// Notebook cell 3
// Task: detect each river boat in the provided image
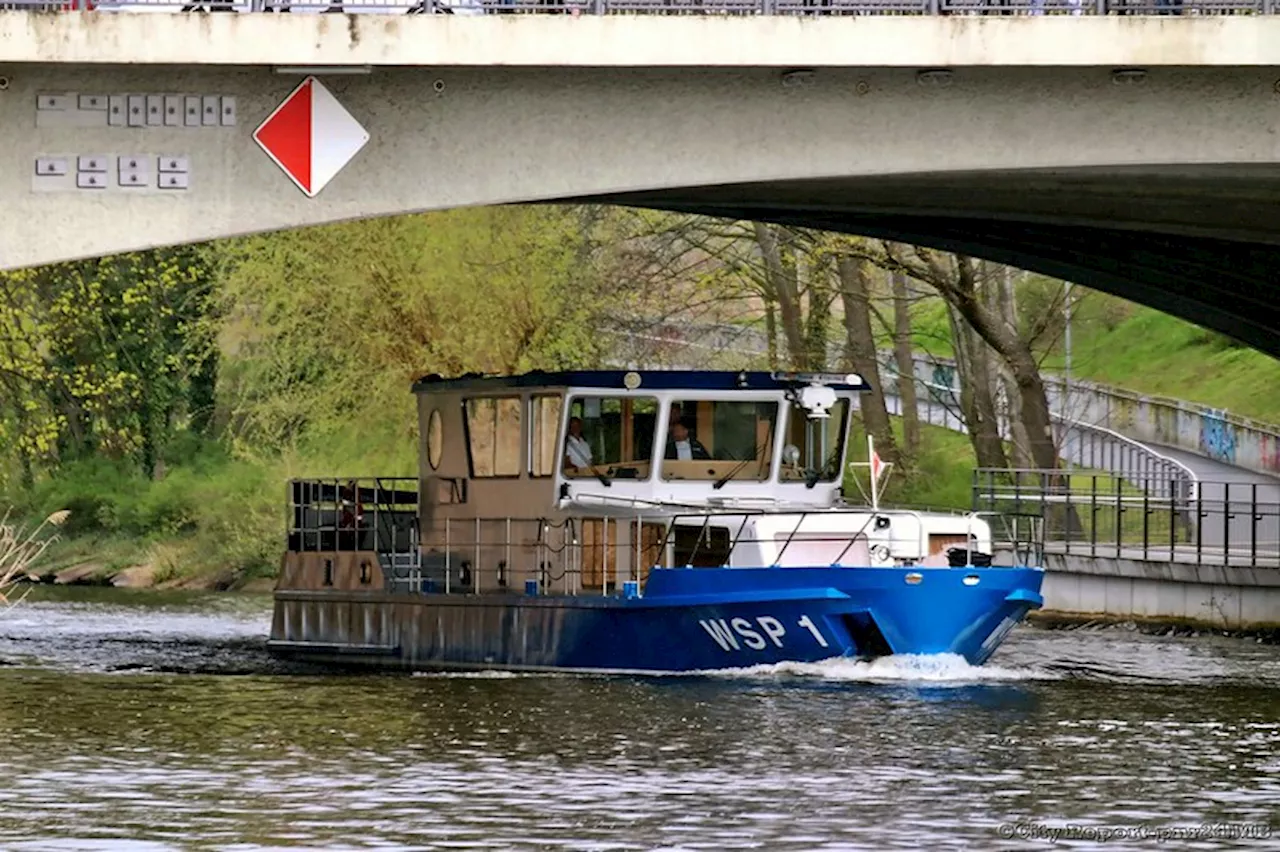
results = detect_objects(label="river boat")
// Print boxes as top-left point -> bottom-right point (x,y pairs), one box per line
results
267,370 -> 1045,673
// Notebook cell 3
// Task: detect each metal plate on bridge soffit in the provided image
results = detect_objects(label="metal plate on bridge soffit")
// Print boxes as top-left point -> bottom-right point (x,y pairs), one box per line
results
253,76 -> 369,198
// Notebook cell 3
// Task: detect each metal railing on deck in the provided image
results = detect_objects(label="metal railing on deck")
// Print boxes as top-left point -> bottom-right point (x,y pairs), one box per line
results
656,506 -> 1018,569
404,515 -> 645,596
390,505 -> 1034,598
3,0 -> 1276,14
973,468 -> 1280,567
287,478 -> 421,575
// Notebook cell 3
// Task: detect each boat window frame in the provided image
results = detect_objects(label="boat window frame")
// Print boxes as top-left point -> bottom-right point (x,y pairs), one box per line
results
561,392 -> 661,482
658,396 -> 782,484
461,394 -> 525,480
777,393 -> 853,486
529,393 -> 565,479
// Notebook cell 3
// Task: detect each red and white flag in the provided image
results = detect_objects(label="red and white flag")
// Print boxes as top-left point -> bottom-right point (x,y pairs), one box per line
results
865,435 -> 890,508
870,447 -> 886,488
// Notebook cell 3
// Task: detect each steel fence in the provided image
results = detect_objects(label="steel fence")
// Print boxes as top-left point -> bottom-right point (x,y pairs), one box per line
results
973,468 -> 1280,567
2,0 -> 1275,12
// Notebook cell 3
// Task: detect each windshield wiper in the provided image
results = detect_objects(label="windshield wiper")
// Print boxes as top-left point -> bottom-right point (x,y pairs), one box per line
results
714,436 -> 773,490
805,446 -> 843,489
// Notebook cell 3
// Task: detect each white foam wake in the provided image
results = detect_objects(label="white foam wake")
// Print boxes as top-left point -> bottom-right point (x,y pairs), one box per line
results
411,669 -> 528,679
691,653 -> 1059,683
403,653 -> 1058,682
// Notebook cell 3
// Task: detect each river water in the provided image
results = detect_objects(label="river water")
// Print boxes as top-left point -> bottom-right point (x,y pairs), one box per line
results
1,588 -> 1278,851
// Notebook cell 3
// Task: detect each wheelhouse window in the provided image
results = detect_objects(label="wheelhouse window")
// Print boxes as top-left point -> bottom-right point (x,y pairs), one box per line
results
661,399 -> 778,483
530,395 -> 563,478
779,397 -> 849,484
465,397 -> 522,478
562,395 -> 658,480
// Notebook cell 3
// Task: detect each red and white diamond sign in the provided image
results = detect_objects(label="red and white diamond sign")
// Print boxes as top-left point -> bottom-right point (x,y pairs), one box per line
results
253,76 -> 369,198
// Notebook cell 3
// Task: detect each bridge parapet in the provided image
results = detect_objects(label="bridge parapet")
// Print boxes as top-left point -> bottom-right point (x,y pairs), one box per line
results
6,9 -> 1280,68
3,0 -> 1276,14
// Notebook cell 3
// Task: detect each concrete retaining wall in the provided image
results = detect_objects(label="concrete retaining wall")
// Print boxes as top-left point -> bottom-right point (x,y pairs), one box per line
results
1043,552 -> 1280,630
1043,376 -> 1280,479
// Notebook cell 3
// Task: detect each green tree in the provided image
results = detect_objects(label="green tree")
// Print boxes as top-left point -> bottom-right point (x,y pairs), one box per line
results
211,206 -> 614,455
0,248 -> 217,485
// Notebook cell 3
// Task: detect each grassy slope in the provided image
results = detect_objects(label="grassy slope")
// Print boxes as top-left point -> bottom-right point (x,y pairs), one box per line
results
846,418 -> 977,512
1041,306 -> 1280,425
906,289 -> 1280,426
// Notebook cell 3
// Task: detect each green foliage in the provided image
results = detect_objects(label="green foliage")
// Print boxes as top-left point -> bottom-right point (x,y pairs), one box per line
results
23,437 -> 226,537
212,206 -> 609,452
1039,298 -> 1280,424
845,418 -> 977,512
16,445 -> 281,580
0,247 -> 217,484
901,295 -> 954,360
26,457 -> 151,536
5,206 -> 1276,588
1,205 -> 618,583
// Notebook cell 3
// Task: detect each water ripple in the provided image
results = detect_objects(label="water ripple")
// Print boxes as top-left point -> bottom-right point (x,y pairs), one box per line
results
0,589 -> 1278,850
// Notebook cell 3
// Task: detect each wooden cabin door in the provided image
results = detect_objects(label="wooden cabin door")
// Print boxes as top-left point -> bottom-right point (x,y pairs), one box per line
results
580,519 -> 615,589
580,519 -> 669,590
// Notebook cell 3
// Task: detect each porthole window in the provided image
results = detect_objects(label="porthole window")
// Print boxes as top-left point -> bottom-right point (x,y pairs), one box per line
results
427,408 -> 443,470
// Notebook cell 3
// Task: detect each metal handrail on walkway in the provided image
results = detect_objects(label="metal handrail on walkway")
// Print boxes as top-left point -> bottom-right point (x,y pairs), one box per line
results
1053,418 -> 1199,500
906,357 -> 1203,503
2,0 -> 1275,14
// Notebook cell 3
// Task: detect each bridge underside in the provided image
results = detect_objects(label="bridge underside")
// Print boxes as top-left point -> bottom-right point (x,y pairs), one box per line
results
592,168 -> 1280,357
5,16 -> 1280,354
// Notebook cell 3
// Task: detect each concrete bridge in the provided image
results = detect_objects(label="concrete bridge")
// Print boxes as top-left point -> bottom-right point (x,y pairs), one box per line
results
3,12 -> 1280,354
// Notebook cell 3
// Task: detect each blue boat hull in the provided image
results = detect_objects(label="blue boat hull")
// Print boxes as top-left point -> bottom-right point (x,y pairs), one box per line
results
268,565 -> 1044,672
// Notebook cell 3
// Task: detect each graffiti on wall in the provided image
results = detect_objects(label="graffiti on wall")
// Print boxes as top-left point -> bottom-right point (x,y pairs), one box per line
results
1199,409 -> 1238,464
1261,434 -> 1280,475
927,364 -> 957,407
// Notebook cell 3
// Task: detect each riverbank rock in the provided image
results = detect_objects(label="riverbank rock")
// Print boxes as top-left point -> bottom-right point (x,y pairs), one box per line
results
157,567 -> 238,592
53,563 -> 107,586
111,565 -> 156,588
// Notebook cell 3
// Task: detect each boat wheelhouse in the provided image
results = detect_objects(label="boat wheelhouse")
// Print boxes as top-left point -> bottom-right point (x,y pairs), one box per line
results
269,370 -> 1044,672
